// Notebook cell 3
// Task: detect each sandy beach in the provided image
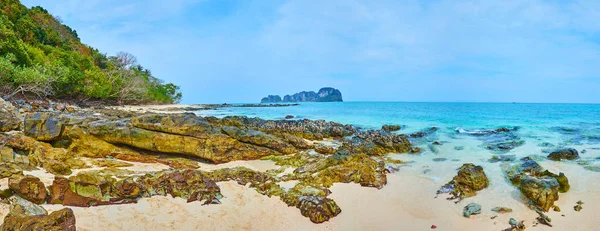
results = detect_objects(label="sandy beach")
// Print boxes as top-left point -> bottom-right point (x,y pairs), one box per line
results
2,153 -> 598,231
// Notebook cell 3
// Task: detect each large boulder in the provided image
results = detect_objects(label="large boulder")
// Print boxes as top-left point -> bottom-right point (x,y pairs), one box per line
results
342,130 -> 412,155
547,148 -> 579,161
23,112 -> 64,141
0,98 -> 21,132
1,196 -> 76,231
519,176 -> 560,211
438,163 -> 489,200
8,175 -> 47,204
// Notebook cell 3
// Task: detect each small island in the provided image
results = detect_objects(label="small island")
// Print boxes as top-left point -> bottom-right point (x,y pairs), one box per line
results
261,87 -> 343,103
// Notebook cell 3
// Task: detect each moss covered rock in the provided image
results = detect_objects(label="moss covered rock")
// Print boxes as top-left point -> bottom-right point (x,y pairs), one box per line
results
438,163 -> 489,200
1,196 -> 76,231
519,176 -> 559,211
8,175 -> 47,204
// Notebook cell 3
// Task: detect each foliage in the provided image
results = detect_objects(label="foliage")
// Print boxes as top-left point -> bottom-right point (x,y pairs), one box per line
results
0,0 -> 181,104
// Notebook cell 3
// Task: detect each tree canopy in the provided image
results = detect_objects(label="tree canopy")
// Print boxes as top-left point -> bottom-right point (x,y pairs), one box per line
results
0,0 -> 181,104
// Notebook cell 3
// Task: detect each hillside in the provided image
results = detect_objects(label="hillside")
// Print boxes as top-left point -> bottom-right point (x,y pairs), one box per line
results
0,0 -> 181,104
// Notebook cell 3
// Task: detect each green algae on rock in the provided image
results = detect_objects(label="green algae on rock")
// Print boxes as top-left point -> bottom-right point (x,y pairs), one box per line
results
438,163 -> 489,201
1,196 -> 76,231
504,159 -> 570,212
8,175 -> 47,204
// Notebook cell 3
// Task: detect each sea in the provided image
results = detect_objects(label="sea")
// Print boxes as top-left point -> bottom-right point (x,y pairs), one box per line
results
197,101 -> 600,170
195,102 -> 600,228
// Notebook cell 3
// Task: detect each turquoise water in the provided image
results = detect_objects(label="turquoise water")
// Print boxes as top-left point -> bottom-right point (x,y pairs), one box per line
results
198,102 -> 600,136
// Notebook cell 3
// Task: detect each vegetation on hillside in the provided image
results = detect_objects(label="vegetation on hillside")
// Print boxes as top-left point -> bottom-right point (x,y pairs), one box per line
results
0,0 -> 181,104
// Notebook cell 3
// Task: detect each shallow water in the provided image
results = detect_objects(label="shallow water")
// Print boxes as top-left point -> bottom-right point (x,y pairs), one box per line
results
196,102 -> 600,229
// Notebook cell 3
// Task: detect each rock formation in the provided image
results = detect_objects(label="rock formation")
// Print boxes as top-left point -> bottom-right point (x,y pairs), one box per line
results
260,87 -> 343,103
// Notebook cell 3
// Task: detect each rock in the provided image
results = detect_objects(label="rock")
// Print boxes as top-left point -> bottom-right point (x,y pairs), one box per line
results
547,148 -> 579,161
1,196 -> 76,231
489,154 -> 516,163
432,158 -> 447,162
285,115 -> 295,119
463,203 -> 482,217
341,130 -> 411,155
138,169 -> 223,204
438,163 -> 489,200
23,112 -> 64,141
0,162 -> 23,179
540,170 -> 570,193
432,141 -> 442,145
8,175 -> 47,204
456,127 -> 524,153
574,201 -> 583,211
273,87 -> 343,103
519,176 -> 559,211
409,127 -> 438,138
314,144 -> 336,155
297,195 -> 342,223
410,147 -> 422,153
261,95 -> 282,103
43,160 -> 72,175
381,124 -> 402,132
553,206 -> 561,212
503,218 -> 526,231
492,207 -> 513,213
0,98 -> 21,132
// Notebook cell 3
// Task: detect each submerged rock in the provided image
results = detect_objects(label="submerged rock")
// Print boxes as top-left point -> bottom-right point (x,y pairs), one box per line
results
463,203 -> 482,217
456,127 -> 524,153
1,196 -> 76,231
489,155 -> 516,163
438,163 -> 489,200
381,124 -> 402,132
409,127 -> 438,139
547,148 -> 579,161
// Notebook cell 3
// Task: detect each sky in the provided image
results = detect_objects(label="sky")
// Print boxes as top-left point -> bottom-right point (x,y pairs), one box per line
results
21,0 -> 600,104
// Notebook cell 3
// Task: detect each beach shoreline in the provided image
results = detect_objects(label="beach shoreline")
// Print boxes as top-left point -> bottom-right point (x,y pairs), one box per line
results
1,102 -> 599,230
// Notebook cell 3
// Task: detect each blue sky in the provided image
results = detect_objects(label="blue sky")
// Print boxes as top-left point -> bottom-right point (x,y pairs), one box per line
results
22,0 -> 600,103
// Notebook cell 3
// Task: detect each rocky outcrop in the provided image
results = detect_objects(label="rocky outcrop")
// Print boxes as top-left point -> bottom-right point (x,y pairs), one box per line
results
438,163 -> 489,200
0,106 -> 417,224
1,196 -> 76,231
261,87 -> 343,103
504,159 -> 570,212
547,148 -> 579,161
260,95 -> 282,103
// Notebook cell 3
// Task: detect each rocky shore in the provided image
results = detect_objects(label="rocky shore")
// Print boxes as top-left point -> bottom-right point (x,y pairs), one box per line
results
0,98 -> 596,230
0,98 -> 413,228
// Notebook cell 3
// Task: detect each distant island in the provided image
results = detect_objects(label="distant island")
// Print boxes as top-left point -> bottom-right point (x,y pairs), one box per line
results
261,87 -> 343,103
